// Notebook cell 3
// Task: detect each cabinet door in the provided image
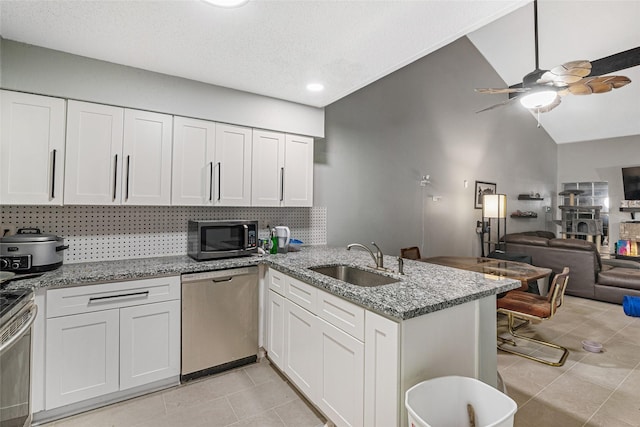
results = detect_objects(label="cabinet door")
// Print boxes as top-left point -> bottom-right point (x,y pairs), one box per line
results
64,101 -> 124,204
45,310 -> 120,409
267,290 -> 286,370
122,109 -> 173,205
318,319 -> 364,427
284,300 -> 319,401
251,130 -> 285,206
283,134 -> 313,207
171,116 -> 216,206
364,311 -> 399,427
120,300 -> 181,390
0,90 -> 66,205
214,123 -> 252,206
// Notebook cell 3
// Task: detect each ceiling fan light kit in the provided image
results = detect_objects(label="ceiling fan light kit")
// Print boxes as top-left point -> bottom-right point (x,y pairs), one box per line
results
519,90 -> 557,109
475,0 -> 632,115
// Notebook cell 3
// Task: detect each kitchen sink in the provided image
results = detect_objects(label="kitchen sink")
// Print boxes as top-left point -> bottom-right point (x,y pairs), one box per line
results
308,265 -> 399,287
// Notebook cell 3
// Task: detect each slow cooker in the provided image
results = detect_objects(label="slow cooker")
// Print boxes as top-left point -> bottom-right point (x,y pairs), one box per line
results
0,228 -> 69,273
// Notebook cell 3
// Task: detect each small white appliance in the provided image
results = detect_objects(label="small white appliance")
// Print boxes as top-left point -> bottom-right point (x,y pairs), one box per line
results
274,226 -> 290,253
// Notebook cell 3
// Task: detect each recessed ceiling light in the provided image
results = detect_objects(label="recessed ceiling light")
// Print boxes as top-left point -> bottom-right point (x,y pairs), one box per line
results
306,83 -> 324,92
202,0 -> 249,8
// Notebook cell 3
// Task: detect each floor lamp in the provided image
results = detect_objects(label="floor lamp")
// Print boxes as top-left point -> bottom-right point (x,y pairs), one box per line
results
483,194 -> 507,256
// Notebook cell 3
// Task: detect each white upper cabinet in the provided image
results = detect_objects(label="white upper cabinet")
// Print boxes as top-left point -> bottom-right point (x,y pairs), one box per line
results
283,134 -> 313,207
64,103 -> 172,205
122,109 -> 173,205
251,131 -> 314,207
64,101 -> 124,204
251,130 -> 285,206
214,123 -> 252,206
171,116 -> 216,206
1,90 -> 66,205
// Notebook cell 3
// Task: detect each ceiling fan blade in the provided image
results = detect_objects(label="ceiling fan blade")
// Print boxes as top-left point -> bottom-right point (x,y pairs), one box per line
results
474,88 -> 529,94
568,75 -> 632,95
537,60 -> 592,85
591,47 -> 640,75
475,96 -> 519,113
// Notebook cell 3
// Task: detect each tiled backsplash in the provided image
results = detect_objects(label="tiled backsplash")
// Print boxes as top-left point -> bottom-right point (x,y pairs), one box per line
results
1,205 -> 327,263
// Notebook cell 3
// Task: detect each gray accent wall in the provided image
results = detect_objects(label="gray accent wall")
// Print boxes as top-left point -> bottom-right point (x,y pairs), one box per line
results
0,39 -> 324,137
317,37 -> 558,258
557,135 -> 640,245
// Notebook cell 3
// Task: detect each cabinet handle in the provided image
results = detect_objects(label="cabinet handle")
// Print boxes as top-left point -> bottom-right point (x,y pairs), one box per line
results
209,161 -> 213,201
50,149 -> 57,199
113,154 -> 118,201
280,167 -> 285,202
217,162 -> 221,201
125,155 -> 131,201
89,291 -> 149,303
211,277 -> 233,283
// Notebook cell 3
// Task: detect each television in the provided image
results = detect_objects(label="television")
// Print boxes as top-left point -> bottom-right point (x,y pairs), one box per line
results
622,167 -> 640,200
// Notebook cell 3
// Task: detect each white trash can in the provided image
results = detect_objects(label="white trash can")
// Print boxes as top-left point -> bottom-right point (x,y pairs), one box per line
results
405,376 -> 517,427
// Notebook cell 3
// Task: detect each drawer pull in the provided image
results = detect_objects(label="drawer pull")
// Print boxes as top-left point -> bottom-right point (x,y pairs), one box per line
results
89,291 -> 149,303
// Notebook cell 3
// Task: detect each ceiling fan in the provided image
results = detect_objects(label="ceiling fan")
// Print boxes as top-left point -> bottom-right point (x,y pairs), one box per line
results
475,0 -> 635,114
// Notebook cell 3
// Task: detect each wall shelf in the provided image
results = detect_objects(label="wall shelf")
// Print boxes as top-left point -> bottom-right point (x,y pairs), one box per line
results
517,195 -> 543,200
511,214 -> 538,218
620,207 -> 640,220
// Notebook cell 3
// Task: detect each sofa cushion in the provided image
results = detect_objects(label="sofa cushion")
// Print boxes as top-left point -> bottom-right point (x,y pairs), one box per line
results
548,239 -> 602,270
529,231 -> 556,240
548,239 -> 595,251
504,234 -> 550,246
598,268 -> 640,291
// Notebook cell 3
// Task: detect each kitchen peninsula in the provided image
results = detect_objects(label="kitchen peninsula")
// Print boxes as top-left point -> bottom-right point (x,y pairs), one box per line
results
8,246 -> 520,427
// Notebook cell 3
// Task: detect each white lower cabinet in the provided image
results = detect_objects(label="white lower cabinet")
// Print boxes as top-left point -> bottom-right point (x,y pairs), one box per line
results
119,300 -> 181,390
266,268 -> 370,427
266,290 -> 286,370
45,310 -> 120,408
284,299 -> 320,401
318,319 -> 364,427
363,311 -> 399,427
44,277 -> 180,412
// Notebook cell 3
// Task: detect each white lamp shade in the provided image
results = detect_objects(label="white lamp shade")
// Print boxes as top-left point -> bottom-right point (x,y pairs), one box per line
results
519,91 -> 558,109
483,194 -> 507,218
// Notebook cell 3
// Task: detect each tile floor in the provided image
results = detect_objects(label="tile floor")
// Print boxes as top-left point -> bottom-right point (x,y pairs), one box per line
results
44,295 -> 640,427
498,295 -> 640,427
42,360 -> 325,427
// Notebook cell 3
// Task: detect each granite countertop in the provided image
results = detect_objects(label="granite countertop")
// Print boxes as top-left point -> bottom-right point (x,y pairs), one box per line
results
4,246 -> 520,320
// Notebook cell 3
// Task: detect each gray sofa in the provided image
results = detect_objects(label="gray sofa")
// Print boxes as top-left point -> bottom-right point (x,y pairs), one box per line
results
503,231 -> 640,304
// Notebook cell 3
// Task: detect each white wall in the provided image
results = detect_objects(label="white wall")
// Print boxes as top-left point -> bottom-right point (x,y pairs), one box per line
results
557,135 -> 640,245
317,37 -> 558,258
0,39 -> 324,137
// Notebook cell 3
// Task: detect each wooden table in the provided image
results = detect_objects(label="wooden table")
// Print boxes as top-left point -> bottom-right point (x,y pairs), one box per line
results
421,256 -> 553,293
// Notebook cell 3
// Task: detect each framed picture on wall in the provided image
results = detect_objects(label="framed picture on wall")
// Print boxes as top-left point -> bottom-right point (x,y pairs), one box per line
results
475,181 -> 496,209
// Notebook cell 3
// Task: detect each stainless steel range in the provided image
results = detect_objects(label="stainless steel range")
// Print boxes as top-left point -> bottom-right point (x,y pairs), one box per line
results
0,283 -> 37,427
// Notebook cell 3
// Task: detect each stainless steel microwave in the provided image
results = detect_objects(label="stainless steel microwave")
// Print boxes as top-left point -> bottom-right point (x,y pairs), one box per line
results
188,220 -> 258,261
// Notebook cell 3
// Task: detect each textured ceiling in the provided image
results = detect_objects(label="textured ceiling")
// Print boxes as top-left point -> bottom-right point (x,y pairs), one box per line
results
0,0 -> 526,107
1,0 -> 638,144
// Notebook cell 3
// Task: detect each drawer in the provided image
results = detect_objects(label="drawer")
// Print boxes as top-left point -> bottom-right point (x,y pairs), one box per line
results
268,268 -> 286,296
317,289 -> 365,341
285,276 -> 317,314
46,276 -> 180,318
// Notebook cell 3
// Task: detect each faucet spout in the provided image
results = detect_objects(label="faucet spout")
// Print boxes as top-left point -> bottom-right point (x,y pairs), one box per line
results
347,242 -> 384,270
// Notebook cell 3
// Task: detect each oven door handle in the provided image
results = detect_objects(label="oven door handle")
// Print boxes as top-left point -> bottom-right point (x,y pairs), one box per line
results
0,302 -> 37,354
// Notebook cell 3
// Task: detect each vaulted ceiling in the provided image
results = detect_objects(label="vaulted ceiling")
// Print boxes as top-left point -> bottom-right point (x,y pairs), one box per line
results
1,0 -> 638,144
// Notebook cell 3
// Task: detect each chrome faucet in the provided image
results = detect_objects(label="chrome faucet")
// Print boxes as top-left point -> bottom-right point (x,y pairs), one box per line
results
347,241 -> 385,270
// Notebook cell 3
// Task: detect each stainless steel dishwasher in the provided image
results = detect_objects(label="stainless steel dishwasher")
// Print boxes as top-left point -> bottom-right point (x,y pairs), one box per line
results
181,266 -> 258,381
